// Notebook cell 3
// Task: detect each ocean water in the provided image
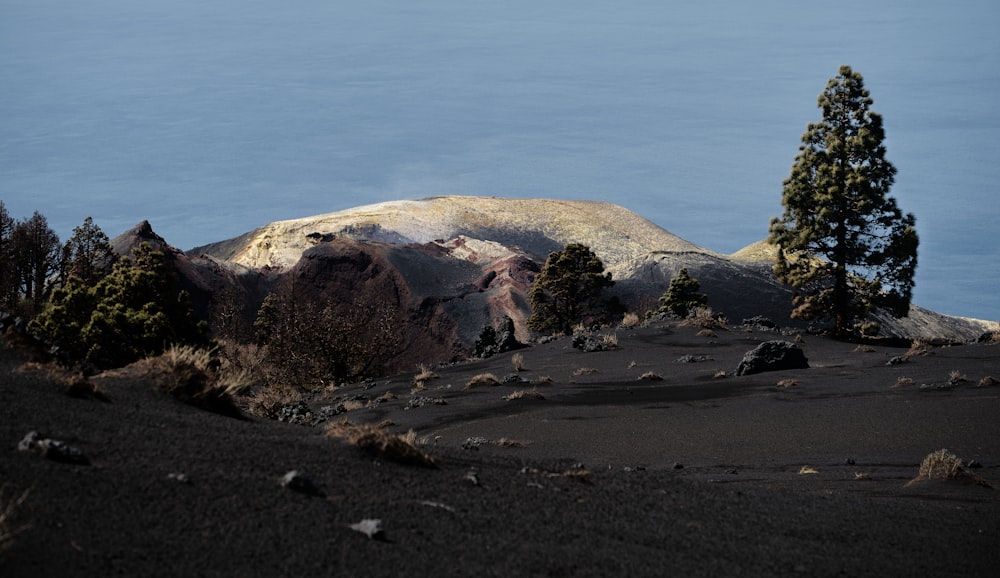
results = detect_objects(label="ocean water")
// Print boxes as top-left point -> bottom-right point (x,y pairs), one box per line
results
1,0 -> 998,320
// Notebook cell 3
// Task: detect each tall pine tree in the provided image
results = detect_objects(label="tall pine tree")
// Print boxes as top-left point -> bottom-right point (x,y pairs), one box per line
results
769,66 -> 918,337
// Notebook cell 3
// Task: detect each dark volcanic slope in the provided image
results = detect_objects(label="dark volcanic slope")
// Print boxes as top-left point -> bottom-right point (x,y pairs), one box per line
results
3,324 -> 999,577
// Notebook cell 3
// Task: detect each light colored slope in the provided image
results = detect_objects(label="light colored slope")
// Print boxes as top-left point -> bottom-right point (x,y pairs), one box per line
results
200,196 -> 713,276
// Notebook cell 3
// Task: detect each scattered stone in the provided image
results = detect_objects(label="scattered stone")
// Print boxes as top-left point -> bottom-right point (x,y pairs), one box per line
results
462,436 -> 490,450
742,316 -> 776,330
736,340 -> 809,376
672,462 -> 684,470
886,356 -> 905,366
966,460 -> 982,469
675,354 -> 712,363
279,470 -> 321,496
277,401 -> 314,425
502,372 -> 529,384
844,457 -> 856,465
349,518 -> 386,541
464,470 -> 480,486
167,472 -> 192,484
17,431 -> 90,465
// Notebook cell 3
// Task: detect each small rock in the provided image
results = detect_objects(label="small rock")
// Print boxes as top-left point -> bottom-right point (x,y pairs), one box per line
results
844,457 -> 856,465
18,431 -> 90,465
672,462 -> 684,470
464,470 -> 480,486
886,356 -> 905,366
736,340 -> 809,376
349,518 -> 386,540
967,459 -> 982,469
167,472 -> 192,484
280,470 -> 320,495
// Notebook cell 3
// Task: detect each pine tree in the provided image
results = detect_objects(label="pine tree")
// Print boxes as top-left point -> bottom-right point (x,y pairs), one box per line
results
769,66 -> 918,337
527,243 -> 614,335
64,216 -> 116,286
658,268 -> 708,318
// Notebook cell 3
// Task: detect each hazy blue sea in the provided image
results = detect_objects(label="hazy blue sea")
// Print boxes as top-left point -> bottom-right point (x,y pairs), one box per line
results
2,0 -> 998,319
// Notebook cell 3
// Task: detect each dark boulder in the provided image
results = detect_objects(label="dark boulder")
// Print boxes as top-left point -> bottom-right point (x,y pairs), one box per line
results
736,340 -> 809,376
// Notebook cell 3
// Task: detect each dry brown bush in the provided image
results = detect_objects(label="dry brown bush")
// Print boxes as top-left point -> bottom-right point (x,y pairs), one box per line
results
892,376 -> 914,389
678,307 -> 728,330
902,339 -> 933,361
139,345 -> 244,417
905,448 -> 991,488
244,384 -> 303,420
325,421 -> 436,468
504,388 -> 545,401
511,353 -> 526,372
978,376 -> 998,387
620,312 -> 641,329
465,373 -> 500,389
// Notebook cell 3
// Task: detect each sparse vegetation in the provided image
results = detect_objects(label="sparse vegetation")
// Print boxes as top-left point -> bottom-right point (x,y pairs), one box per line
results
777,378 -> 798,388
713,370 -> 728,379
979,376 -> 998,387
413,364 -> 438,389
244,384 -> 304,420
678,307 -> 727,331
572,367 -> 599,377
638,371 -> 663,381
799,466 -> 819,475
511,352 -> 525,372
325,421 -> 436,468
902,339 -> 933,361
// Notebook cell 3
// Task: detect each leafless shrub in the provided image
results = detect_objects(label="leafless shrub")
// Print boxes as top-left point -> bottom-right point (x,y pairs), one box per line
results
601,333 -> 619,348
465,373 -> 500,389
325,421 -> 436,468
638,371 -> 663,381
511,353 -> 526,372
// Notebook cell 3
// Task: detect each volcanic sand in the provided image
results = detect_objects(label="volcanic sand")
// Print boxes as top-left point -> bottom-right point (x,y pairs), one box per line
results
2,321 -> 999,576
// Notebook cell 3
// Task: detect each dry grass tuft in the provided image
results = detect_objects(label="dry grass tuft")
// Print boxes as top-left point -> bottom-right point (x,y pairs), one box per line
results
535,375 -> 554,384
465,373 -> 500,389
854,472 -> 872,481
906,449 -> 991,488
620,312 -> 641,329
413,364 -> 438,388
798,466 -> 819,475
140,345 -> 243,417
638,371 -> 663,381
572,367 -> 599,377
504,388 -> 545,401
776,378 -> 798,388
978,375 -> 998,387
601,333 -> 619,349
948,370 -> 967,385
696,328 -> 717,338
495,437 -> 526,448
853,344 -> 876,353
0,485 -> 31,555
561,468 -> 593,484
892,376 -> 914,389
902,339 -> 933,361
713,370 -> 728,379
325,421 -> 436,468
511,352 -> 526,372
244,384 -> 303,420
678,307 -> 728,330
